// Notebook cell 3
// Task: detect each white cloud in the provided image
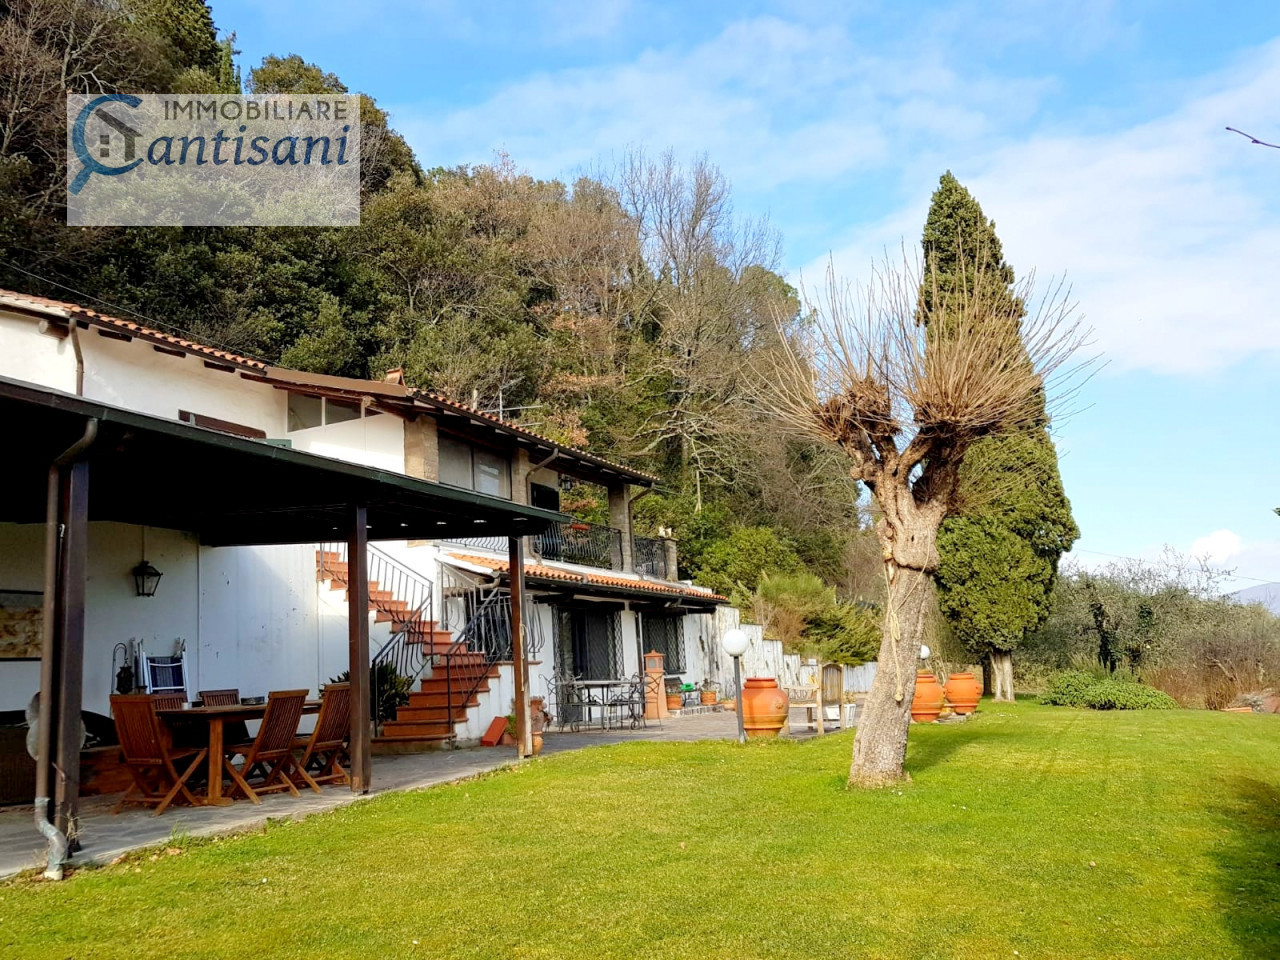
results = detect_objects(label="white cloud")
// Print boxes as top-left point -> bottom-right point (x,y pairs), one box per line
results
381,7 -> 1280,376
389,14 -> 1050,195
1189,529 -> 1243,565
818,40 -> 1280,374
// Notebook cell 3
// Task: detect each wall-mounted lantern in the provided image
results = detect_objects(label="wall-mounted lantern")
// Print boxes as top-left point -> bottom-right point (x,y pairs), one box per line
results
132,560 -> 163,598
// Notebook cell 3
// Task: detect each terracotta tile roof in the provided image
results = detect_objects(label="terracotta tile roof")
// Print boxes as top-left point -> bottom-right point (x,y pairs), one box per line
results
0,286 -> 657,486
447,553 -> 727,603
0,289 -> 268,370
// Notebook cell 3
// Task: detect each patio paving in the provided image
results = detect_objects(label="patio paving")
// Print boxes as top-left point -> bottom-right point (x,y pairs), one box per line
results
0,707 -> 843,880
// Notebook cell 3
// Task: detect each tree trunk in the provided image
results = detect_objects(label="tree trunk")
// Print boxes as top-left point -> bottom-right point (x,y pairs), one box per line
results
990,649 -> 1015,701
849,564 -> 934,788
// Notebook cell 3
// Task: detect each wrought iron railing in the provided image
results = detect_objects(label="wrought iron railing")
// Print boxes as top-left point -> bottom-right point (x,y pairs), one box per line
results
532,520 -> 623,570
319,542 -> 436,733
436,562 -> 545,737
437,562 -> 544,660
633,536 -> 674,579
442,535 -> 509,553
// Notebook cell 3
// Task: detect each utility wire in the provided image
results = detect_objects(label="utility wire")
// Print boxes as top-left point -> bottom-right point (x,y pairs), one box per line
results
1072,547 -> 1278,585
0,257 -> 272,365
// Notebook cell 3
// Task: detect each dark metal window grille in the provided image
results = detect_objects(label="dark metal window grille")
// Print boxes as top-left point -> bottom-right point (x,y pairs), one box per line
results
642,615 -> 684,674
556,607 -> 623,680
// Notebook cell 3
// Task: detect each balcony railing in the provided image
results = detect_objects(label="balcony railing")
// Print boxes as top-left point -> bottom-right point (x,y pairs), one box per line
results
444,535 -> 510,553
532,520 -> 623,571
633,536 -> 674,580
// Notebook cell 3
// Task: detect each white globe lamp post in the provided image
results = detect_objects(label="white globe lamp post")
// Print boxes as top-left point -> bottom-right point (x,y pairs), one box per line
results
721,628 -> 749,743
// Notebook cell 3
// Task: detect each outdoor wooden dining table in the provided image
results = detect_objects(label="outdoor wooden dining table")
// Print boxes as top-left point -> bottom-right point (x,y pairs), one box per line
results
156,701 -> 321,805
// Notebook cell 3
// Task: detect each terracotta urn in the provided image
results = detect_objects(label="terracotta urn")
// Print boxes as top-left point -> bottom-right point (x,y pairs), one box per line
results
700,689 -> 717,706
531,731 -> 544,755
741,677 -> 789,738
911,671 -> 945,723
943,672 -> 982,714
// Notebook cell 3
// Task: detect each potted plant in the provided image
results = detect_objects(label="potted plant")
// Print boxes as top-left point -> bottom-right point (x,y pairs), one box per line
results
699,679 -> 717,706
530,697 -> 551,755
665,679 -> 683,712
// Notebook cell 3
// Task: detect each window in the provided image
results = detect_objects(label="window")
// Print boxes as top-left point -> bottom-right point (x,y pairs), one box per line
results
286,394 -> 373,432
438,434 -> 474,488
474,449 -> 508,497
530,482 -> 560,511
287,394 -> 323,431
555,606 -> 623,680
437,432 -> 512,498
643,614 -> 685,674
178,410 -> 266,439
326,398 -> 361,424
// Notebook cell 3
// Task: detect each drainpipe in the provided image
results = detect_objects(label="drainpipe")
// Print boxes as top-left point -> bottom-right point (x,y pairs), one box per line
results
35,418 -> 98,880
68,319 -> 84,396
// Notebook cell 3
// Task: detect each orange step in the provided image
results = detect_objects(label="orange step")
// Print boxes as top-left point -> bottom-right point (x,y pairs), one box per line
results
381,720 -> 454,738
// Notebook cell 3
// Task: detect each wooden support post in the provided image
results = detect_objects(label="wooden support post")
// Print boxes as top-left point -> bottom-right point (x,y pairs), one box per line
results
509,536 -> 530,758
814,666 -> 824,737
347,504 -> 371,793
54,459 -> 89,846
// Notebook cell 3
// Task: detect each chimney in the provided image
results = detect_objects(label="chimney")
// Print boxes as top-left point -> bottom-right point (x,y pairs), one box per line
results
383,367 -> 404,385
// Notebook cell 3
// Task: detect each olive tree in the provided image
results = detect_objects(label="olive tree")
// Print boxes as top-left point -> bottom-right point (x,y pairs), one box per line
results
767,259 -> 1083,786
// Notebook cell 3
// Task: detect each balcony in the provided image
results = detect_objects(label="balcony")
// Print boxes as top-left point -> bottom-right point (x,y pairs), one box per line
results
633,535 -> 675,580
533,520 -> 623,570
446,524 -> 678,579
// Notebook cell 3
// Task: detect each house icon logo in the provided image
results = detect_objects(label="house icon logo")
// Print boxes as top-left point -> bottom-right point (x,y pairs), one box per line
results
69,94 -> 145,195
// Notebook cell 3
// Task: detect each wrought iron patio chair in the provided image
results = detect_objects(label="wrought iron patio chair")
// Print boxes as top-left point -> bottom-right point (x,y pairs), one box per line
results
547,673 -> 586,732
224,689 -> 308,804
110,694 -> 208,816
606,674 -> 647,730
292,682 -> 351,789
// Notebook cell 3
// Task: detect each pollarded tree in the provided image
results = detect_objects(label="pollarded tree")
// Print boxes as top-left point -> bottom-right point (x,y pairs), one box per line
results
768,260 -> 1082,786
922,173 -> 1079,700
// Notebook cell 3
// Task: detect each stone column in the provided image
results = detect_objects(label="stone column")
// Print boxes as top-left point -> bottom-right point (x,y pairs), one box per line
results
607,483 -> 632,572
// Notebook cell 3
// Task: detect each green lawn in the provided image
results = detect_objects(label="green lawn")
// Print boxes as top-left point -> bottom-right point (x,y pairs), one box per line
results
3,700 -> 1277,960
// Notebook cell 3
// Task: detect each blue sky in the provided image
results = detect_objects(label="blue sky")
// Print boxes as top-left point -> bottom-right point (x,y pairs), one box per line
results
215,0 -> 1280,588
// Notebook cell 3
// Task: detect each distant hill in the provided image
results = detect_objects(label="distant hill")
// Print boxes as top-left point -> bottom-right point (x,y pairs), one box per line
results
1230,582 -> 1280,614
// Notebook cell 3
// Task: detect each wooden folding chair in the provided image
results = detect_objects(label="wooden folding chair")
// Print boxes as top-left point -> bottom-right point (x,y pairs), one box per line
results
198,688 -> 240,706
110,695 -> 208,816
224,689 -> 308,804
150,692 -> 184,711
293,682 -> 351,790
198,688 -> 249,744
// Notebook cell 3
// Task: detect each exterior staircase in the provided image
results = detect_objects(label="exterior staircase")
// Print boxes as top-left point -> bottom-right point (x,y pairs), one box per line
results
316,548 -> 500,747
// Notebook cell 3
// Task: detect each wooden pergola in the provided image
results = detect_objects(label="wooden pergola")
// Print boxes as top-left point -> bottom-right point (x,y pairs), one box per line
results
0,376 -> 558,876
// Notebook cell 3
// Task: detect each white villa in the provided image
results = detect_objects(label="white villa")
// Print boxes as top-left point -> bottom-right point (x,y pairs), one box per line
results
0,288 -> 729,869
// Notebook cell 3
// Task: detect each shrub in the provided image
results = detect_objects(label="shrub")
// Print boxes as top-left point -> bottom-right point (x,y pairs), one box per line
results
1038,670 -> 1098,707
1082,678 -> 1177,711
1039,670 -> 1177,711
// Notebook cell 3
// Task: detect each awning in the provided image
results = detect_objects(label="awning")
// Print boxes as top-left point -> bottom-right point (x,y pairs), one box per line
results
445,552 -> 726,612
0,376 -> 564,545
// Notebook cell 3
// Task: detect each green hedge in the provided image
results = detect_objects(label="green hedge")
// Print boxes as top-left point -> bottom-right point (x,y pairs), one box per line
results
1039,670 -> 1177,711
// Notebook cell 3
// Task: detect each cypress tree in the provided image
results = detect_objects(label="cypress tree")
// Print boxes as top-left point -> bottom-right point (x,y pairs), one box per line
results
923,172 -> 1079,700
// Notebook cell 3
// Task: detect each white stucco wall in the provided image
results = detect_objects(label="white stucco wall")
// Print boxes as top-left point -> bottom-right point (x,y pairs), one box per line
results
0,522 -> 199,718
0,313 -> 77,393
287,414 -> 406,474
80,334 -> 286,434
